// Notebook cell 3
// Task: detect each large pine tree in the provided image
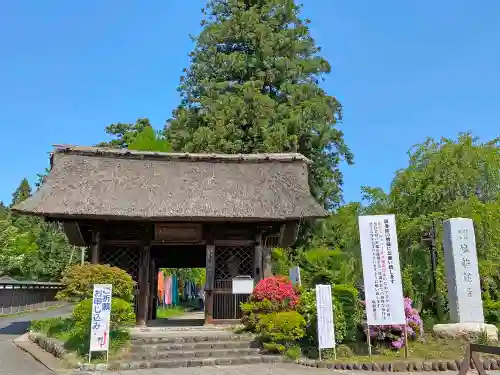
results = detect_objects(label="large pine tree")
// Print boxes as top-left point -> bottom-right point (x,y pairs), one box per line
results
166,0 -> 353,208
97,118 -> 154,149
11,178 -> 32,207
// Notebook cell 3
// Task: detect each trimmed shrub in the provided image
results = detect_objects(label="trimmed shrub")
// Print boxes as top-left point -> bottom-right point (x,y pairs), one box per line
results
240,299 -> 277,331
257,311 -> 306,352
484,300 -> 500,329
56,263 -> 136,302
297,287 -> 347,345
240,276 -> 299,331
333,284 -> 362,341
72,298 -> 136,332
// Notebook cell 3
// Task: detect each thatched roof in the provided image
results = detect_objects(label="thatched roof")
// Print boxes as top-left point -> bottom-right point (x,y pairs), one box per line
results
12,146 -> 328,221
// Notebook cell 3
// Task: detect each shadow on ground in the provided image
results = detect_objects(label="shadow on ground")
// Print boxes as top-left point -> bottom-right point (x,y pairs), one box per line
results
148,318 -> 205,327
0,304 -> 74,337
0,321 -> 30,335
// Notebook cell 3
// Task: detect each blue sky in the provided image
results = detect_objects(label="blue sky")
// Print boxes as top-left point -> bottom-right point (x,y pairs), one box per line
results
1,1 -> 498,206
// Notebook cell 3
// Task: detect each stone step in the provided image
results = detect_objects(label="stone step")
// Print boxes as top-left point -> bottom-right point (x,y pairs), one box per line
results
109,355 -> 284,370
127,347 -> 261,360
131,333 -> 255,345
130,339 -> 258,352
130,325 -> 239,334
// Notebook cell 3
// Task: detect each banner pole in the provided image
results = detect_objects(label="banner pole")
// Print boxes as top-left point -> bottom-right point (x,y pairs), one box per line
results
404,319 -> 409,358
318,348 -> 322,361
366,325 -> 372,359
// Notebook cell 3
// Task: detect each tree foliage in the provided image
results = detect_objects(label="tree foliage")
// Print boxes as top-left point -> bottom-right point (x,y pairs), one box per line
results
57,263 -> 136,302
128,125 -> 172,152
97,118 -> 154,149
1,179 -> 81,281
11,178 -> 31,207
166,0 -> 353,208
163,268 -> 206,286
307,133 -> 500,320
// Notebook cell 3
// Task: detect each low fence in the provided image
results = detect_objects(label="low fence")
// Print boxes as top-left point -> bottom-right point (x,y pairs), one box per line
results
0,280 -> 64,315
458,343 -> 500,375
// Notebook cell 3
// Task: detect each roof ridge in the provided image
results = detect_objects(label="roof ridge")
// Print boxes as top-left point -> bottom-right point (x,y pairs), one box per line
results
52,145 -> 312,164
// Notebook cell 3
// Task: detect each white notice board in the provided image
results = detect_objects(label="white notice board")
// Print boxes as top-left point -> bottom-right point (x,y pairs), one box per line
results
289,266 -> 301,286
232,277 -> 254,294
89,284 -> 112,352
315,284 -> 336,349
358,214 -> 405,325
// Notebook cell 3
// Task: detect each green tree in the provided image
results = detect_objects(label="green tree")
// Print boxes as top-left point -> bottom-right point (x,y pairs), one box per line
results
128,125 -> 171,152
7,177 -> 80,280
166,0 -> 353,209
35,168 -> 50,190
390,133 -> 500,217
0,201 -> 8,219
0,217 -> 38,279
311,133 -> 500,318
11,178 -> 32,207
97,118 -> 153,149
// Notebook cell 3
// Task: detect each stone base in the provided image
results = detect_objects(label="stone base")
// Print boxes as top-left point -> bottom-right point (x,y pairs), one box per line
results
433,323 -> 498,342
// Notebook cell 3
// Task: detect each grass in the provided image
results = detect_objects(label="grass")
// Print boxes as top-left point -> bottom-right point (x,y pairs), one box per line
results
30,317 -> 130,364
156,305 -> 186,319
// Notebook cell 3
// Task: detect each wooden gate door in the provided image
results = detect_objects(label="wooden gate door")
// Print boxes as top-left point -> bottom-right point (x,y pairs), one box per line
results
213,244 -> 254,320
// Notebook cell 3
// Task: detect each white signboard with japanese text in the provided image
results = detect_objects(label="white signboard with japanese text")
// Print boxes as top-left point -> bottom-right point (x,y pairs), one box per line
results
232,277 -> 254,294
315,284 -> 336,349
359,214 -> 405,326
443,218 -> 484,323
289,266 -> 302,286
90,284 -> 112,353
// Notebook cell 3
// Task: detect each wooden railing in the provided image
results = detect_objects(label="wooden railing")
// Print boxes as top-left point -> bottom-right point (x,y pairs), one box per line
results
458,343 -> 500,375
0,280 -> 64,315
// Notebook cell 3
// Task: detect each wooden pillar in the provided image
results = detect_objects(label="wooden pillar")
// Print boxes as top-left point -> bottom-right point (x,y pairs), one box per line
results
91,231 -> 100,264
148,258 -> 156,322
205,243 -> 215,324
262,244 -> 273,278
254,232 -> 263,282
136,245 -> 151,327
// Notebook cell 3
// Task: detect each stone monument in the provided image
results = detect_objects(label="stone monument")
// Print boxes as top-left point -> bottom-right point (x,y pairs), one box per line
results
433,218 -> 498,341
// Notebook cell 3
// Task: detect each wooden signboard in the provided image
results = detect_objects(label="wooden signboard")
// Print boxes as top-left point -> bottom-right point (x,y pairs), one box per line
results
154,223 -> 203,242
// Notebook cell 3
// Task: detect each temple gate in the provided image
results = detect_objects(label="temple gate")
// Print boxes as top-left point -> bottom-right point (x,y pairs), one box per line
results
13,146 -> 327,326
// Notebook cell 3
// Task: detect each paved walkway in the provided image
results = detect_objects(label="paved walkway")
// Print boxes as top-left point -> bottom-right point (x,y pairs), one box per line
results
0,304 -> 73,375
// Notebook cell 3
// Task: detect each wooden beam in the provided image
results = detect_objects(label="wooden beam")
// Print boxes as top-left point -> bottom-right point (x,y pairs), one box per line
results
262,246 -> 273,278
62,221 -> 86,246
91,231 -> 100,264
254,232 -> 263,282
136,245 -> 151,327
148,259 -> 156,322
214,239 -> 255,246
102,239 -> 207,247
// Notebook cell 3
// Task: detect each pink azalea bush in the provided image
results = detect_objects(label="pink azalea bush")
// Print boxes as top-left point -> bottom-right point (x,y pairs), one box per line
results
367,297 -> 423,349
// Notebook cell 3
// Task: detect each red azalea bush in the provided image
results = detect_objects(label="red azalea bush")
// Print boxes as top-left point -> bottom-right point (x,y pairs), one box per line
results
252,276 -> 300,307
240,276 -> 299,331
